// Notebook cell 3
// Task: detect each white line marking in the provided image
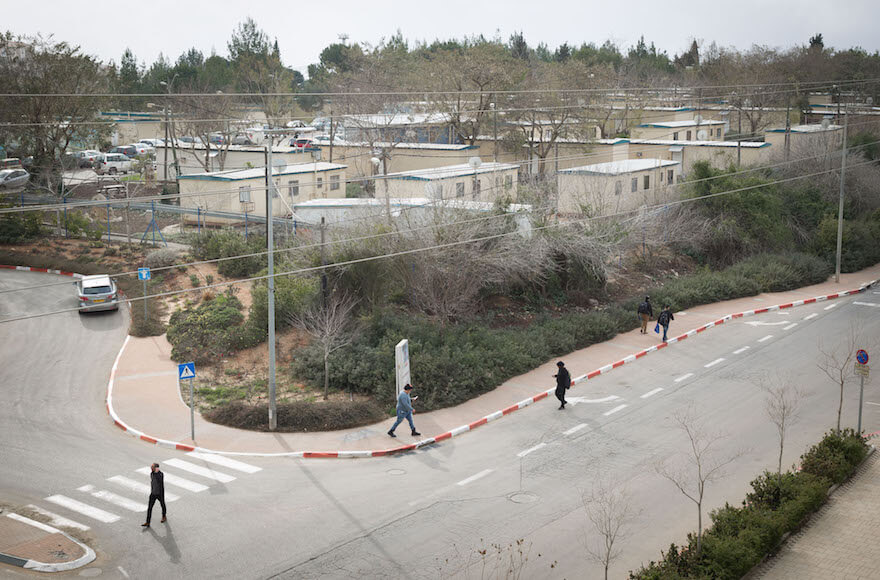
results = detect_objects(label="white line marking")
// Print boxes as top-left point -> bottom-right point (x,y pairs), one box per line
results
865,401 -> 880,406
758,335 -> 773,343
7,513 -> 61,534
853,301 -> 880,308
824,303 -> 837,310
641,388 -> 664,399
704,358 -> 725,368
186,452 -> 262,474
456,469 -> 494,486
44,495 -> 120,523
164,458 -> 236,483
25,505 -> 90,531
564,423 -> 588,435
77,486 -> 143,512
135,467 -> 208,492
804,313 -> 818,320
516,443 -> 547,458
783,323 -> 798,330
674,373 -> 694,383
733,346 -> 750,355
603,404 -> 628,416
107,475 -> 179,501
118,567 -> 130,578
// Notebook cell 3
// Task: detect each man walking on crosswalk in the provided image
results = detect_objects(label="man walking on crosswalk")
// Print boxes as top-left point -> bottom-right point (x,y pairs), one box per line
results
141,463 -> 167,527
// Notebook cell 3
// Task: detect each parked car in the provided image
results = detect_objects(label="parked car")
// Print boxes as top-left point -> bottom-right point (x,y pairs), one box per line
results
0,168 -> 29,189
128,143 -> 154,156
138,138 -> 164,148
208,134 -> 226,145
75,275 -> 119,313
95,153 -> 133,175
231,134 -> 256,146
1,157 -> 23,169
290,138 -> 314,149
109,145 -> 138,158
74,150 -> 102,168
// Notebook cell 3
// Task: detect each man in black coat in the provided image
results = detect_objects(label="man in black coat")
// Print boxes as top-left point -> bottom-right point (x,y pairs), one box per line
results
142,462 -> 167,527
554,361 -> 571,410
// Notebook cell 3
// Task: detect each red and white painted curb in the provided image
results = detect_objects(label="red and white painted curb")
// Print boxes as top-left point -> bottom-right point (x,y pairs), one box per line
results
0,264 -> 83,278
4,264 -> 876,458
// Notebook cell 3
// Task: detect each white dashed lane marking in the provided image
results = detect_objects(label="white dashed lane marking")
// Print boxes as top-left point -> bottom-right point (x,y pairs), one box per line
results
704,358 -> 725,368
824,303 -> 837,310
603,404 -> 628,416
516,443 -> 547,458
564,423 -> 588,436
733,346 -> 750,354
804,313 -> 818,320
456,469 -> 494,486
674,373 -> 694,383
641,388 -> 664,399
783,323 -> 798,330
758,335 -> 773,343
853,302 -> 880,308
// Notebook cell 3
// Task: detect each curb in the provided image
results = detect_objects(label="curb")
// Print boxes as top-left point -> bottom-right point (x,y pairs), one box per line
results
4,264 -> 876,459
0,264 -> 83,279
0,513 -> 96,573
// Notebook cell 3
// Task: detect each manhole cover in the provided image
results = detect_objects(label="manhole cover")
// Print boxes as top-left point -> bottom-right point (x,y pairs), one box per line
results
508,491 -> 539,504
387,469 -> 406,476
78,569 -> 103,577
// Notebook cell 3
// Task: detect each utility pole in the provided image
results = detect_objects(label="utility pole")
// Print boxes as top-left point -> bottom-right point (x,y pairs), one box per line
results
834,102 -> 848,284
737,107 -> 742,167
491,102 -> 498,163
265,139 -> 278,430
163,106 -> 169,183
328,102 -> 334,163
320,216 -> 327,307
783,99 -> 791,162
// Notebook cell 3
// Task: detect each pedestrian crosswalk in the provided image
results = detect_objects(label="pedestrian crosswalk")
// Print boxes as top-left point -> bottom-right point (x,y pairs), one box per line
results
28,454 -> 263,532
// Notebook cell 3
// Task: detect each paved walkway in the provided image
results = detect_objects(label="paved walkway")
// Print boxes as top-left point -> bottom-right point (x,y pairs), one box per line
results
0,510 -> 92,572
109,263 -> 880,454
751,449 -> 880,580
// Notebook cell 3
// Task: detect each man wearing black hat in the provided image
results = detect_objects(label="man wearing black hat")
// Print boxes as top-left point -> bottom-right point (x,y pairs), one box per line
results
554,361 -> 571,410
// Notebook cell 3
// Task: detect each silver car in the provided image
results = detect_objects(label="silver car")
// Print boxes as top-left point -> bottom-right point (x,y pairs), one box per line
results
0,168 -> 29,189
76,275 -> 119,313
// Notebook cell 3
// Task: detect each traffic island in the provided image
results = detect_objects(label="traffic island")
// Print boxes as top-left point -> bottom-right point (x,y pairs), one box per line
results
0,510 -> 95,572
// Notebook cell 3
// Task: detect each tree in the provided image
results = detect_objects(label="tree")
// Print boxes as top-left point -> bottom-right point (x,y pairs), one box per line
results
655,404 -> 742,555
169,81 -> 235,172
288,291 -> 358,400
816,322 -> 869,432
508,31 -> 530,61
760,372 -> 806,481
582,478 -> 637,580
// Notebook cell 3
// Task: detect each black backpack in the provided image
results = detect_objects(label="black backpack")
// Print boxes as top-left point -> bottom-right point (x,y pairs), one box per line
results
638,301 -> 649,314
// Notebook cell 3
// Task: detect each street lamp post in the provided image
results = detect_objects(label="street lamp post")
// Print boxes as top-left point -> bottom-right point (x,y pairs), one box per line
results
159,74 -> 180,185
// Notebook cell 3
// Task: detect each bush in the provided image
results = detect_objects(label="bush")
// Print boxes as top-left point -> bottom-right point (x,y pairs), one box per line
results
800,429 -> 868,484
189,274 -> 199,287
203,399 -> 386,432
0,212 -> 43,243
245,275 -> 320,344
166,293 -> 246,363
144,248 -> 180,269
189,229 -> 266,278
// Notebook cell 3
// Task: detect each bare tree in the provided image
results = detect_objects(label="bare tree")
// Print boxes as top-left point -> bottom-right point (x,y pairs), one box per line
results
655,404 -> 742,555
288,291 -> 358,400
817,321 -> 869,432
170,83 -> 236,173
759,372 -> 807,481
582,478 -> 637,580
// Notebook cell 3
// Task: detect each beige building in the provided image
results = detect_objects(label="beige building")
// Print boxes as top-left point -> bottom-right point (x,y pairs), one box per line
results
557,158 -> 680,215
764,124 -> 843,158
100,111 -> 165,146
314,141 -> 480,177
177,162 -> 347,222
157,143 -> 321,176
377,162 -> 519,202
631,119 -> 726,141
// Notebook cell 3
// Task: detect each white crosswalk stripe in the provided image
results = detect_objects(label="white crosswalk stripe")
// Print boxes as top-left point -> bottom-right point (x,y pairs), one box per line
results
77,485 -> 143,512
164,458 -> 236,483
25,505 -> 90,531
45,495 -> 120,523
186,452 -> 262,474
135,467 -> 208,492
107,475 -> 179,501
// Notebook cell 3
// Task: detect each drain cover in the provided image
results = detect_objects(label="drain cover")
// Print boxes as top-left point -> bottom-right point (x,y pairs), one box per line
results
508,491 -> 539,504
387,469 -> 406,476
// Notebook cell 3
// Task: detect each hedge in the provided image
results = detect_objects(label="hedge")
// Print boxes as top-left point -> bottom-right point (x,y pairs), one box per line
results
629,430 -> 869,579
204,399 -> 386,432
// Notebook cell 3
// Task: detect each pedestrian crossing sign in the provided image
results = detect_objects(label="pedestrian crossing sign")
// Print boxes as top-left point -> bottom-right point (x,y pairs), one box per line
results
178,362 -> 196,380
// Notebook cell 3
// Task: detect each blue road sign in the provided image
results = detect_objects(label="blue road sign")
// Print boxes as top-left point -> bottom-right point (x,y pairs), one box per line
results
857,349 -> 869,365
178,362 -> 196,380
138,267 -> 151,281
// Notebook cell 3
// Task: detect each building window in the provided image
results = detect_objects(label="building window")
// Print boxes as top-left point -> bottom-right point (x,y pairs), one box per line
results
473,178 -> 481,198
288,180 -> 299,197
673,132 -> 679,140
456,182 -> 465,197
631,178 -> 638,193
667,169 -> 674,183
330,174 -> 340,191
643,175 -> 650,190
686,130 -> 692,140
660,171 -> 664,183
316,177 -> 323,190
504,174 -> 513,189
614,181 -> 622,195
716,128 -> 722,138
238,185 -> 251,203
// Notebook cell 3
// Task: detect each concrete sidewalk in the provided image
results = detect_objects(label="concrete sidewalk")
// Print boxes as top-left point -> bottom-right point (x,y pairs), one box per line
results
109,264 -> 880,454
0,511 -> 94,572
750,449 -> 880,580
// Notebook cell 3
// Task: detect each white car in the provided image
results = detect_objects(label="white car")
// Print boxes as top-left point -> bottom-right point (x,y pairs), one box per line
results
95,153 -> 133,175
76,275 -> 119,313
138,138 -> 164,148
129,143 -> 155,156
0,168 -> 29,189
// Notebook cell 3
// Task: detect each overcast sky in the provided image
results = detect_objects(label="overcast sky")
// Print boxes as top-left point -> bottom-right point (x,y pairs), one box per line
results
6,0 -> 879,74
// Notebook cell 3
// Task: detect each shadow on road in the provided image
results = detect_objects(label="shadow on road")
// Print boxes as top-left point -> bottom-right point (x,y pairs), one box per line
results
143,519 -> 182,564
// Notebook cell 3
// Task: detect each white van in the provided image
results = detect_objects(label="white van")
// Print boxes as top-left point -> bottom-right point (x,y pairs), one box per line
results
95,153 -> 133,175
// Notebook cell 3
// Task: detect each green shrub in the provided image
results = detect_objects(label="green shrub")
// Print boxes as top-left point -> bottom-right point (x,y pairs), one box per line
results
0,211 -> 43,243
189,274 -> 199,287
189,229 -> 266,278
144,248 -> 180,268
245,275 -> 320,344
204,399 -> 386,432
800,429 -> 868,484
167,294 -> 246,363
813,215 -> 880,273
205,274 -> 214,285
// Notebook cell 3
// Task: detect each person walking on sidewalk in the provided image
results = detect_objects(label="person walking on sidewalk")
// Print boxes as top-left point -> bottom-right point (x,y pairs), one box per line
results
658,305 -> 674,342
637,296 -> 653,334
388,384 -> 421,438
554,361 -> 571,410
141,463 -> 166,527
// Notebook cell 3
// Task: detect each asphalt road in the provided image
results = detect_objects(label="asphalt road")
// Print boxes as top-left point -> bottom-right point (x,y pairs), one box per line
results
1,269 -> 878,579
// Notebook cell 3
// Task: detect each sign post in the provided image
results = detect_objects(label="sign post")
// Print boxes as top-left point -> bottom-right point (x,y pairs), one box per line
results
856,349 -> 869,433
178,362 -> 196,441
395,339 -> 410,401
137,268 -> 151,323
